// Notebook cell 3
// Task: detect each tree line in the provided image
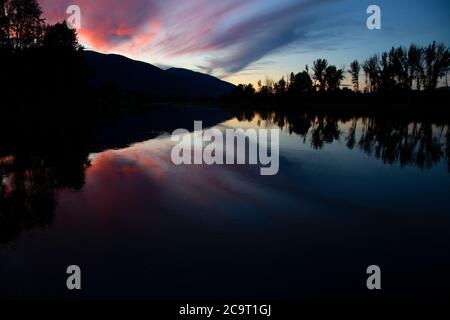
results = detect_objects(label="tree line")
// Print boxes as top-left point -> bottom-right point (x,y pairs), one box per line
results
0,0 -> 81,52
229,42 -> 450,100
0,0 -> 89,117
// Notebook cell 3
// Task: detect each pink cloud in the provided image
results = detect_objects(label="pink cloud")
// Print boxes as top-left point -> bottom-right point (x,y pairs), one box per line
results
39,0 -> 338,74
40,0 -> 159,50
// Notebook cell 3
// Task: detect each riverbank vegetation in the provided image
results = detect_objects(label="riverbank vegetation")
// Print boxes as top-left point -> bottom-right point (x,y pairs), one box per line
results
225,42 -> 450,110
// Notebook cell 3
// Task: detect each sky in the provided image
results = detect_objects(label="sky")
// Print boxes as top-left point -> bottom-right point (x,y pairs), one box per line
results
40,0 -> 450,86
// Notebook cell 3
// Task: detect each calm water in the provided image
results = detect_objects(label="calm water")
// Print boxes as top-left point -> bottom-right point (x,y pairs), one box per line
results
1,107 -> 449,300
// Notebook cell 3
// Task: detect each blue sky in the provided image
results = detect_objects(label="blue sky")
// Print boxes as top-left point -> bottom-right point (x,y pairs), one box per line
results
42,0 -> 450,85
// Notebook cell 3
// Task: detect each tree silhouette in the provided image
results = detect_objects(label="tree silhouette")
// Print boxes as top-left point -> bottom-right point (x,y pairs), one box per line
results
288,72 -> 295,92
229,41 -> 449,102
0,0 -> 88,111
424,41 -> 450,90
232,83 -> 255,100
274,77 -> 286,95
312,59 -> 328,91
0,0 -> 10,50
43,21 -> 82,52
379,51 -> 394,92
1,0 -> 45,50
258,77 -> 275,96
324,65 -> 344,91
289,68 -> 313,95
389,46 -> 409,89
408,44 -> 424,90
349,60 -> 360,92
363,55 -> 380,93
362,60 -> 370,93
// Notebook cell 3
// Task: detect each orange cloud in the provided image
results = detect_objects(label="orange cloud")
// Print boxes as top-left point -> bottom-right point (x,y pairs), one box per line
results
40,0 -> 160,52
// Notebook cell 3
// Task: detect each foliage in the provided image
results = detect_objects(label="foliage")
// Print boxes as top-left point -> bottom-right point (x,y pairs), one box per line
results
228,41 -> 449,101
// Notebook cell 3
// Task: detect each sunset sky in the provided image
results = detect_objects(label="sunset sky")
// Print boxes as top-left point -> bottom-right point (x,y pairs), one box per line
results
40,0 -> 449,86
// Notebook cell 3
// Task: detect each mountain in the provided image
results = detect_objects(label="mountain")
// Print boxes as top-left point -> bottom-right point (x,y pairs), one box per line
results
83,51 -> 235,98
166,68 -> 235,97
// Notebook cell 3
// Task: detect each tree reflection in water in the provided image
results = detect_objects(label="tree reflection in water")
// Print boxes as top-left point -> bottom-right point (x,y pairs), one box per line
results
231,109 -> 449,171
0,147 -> 90,244
1,108 -> 449,246
0,105 -> 232,245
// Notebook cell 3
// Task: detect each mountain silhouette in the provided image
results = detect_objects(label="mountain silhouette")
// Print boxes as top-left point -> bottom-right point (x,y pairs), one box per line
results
166,68 -> 236,97
83,51 -> 235,98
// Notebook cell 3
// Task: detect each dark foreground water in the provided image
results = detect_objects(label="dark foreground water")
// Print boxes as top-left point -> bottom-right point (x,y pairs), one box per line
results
1,106 -> 449,300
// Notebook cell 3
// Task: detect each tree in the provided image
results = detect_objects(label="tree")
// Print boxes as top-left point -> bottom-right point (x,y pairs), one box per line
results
4,0 -> 45,50
258,77 -> 275,96
232,41 -> 449,96
295,71 -> 313,94
312,59 -> 328,91
43,22 -> 82,51
274,77 -> 286,95
362,60 -> 370,93
408,44 -> 424,90
244,83 -> 255,96
0,0 -> 10,49
287,72 -> 295,93
389,46 -> 409,89
348,60 -> 361,92
364,55 -> 380,93
231,83 -> 255,99
424,41 -> 450,90
291,70 -> 312,94
40,21 -> 87,98
264,77 -> 275,95
324,65 -> 344,91
379,52 -> 394,91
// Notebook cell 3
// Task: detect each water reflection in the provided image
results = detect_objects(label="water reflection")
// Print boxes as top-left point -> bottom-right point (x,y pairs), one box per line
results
0,149 -> 90,244
1,108 -> 450,245
1,107 -> 450,300
0,106 -> 230,245
231,109 -> 450,171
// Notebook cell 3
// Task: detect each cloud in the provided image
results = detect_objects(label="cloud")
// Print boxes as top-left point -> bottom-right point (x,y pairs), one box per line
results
39,0 -> 339,74
40,0 -> 160,50
195,0 -> 332,74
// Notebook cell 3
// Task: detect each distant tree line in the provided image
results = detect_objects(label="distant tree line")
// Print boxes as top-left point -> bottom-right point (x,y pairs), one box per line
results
228,42 -> 450,101
360,43 -> 449,93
